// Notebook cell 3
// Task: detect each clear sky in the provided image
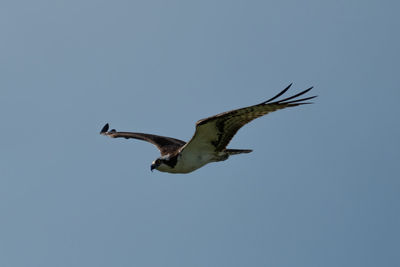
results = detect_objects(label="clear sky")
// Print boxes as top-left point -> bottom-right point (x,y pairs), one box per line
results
1,0 -> 399,266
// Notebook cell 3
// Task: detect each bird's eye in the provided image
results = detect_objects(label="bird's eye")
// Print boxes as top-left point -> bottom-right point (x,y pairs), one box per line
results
156,159 -> 161,165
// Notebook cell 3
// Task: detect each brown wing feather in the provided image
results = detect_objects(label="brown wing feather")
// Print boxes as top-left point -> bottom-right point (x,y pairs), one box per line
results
182,84 -> 316,153
100,123 -> 186,156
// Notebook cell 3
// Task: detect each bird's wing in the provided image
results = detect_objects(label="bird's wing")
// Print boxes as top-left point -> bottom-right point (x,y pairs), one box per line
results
179,84 -> 316,155
100,123 -> 186,156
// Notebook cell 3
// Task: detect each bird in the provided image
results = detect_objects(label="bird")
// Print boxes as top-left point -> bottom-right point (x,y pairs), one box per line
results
100,84 -> 316,174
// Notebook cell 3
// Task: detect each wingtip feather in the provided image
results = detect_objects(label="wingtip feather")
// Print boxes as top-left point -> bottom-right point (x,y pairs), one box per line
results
263,83 -> 293,104
100,123 -> 109,135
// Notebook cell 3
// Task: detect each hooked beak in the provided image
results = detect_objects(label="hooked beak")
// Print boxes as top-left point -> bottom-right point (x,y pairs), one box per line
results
150,163 -> 156,172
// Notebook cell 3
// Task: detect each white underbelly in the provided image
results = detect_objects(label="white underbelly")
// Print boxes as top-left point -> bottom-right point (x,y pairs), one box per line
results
171,153 -> 215,173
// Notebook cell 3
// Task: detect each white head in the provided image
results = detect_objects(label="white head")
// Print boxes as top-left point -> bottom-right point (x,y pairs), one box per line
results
150,155 -> 177,173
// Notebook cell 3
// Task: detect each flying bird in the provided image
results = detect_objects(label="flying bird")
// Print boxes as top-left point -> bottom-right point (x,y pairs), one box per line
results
100,84 -> 316,174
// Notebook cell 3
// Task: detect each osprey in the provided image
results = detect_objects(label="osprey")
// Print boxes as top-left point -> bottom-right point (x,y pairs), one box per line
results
100,84 -> 316,174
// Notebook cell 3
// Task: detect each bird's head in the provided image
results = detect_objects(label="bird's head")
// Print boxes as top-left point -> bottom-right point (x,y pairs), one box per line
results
151,155 -> 176,172
150,158 -> 163,172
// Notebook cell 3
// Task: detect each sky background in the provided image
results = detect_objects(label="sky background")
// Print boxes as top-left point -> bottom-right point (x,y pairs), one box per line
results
1,0 -> 399,266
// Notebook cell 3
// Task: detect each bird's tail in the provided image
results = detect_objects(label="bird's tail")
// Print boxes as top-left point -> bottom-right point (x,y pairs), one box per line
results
225,149 -> 253,155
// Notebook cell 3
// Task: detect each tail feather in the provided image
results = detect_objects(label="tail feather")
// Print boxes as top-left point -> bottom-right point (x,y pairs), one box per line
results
225,149 -> 253,155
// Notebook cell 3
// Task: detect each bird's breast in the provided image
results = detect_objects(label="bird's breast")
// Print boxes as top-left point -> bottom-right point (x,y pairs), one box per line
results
167,152 -> 213,173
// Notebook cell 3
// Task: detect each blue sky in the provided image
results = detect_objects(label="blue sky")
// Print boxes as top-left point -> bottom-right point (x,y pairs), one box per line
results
1,0 -> 399,266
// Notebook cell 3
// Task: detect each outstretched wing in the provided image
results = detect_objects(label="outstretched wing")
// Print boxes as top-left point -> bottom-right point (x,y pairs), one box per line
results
180,84 -> 316,155
100,123 -> 186,156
